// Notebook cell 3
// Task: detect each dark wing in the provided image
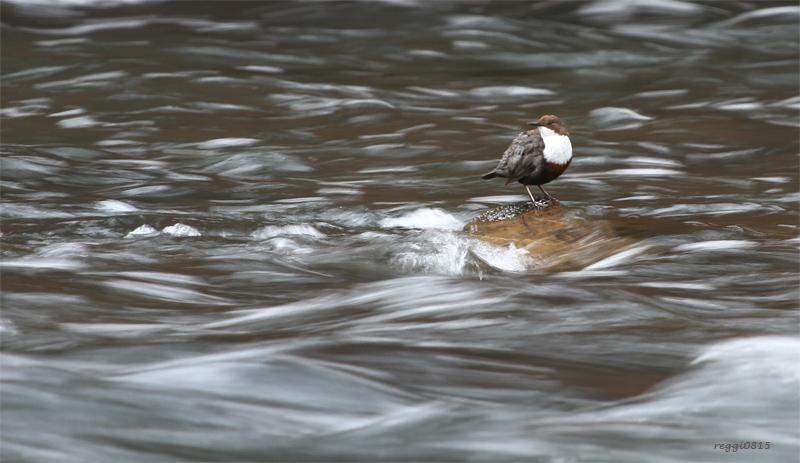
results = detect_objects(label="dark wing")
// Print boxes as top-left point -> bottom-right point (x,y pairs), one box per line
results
502,130 -> 545,184
482,129 -> 544,180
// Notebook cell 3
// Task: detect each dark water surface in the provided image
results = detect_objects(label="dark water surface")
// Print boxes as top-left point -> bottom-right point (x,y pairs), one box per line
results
2,1 -> 799,461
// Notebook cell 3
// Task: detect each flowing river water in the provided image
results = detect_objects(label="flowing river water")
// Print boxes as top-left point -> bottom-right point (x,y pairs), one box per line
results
1,1 -> 799,461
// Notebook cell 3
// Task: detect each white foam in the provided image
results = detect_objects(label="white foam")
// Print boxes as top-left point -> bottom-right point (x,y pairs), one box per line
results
453,40 -> 490,50
1,243 -> 88,270
162,223 -> 201,237
48,108 -> 86,118
691,336 -> 800,367
125,225 -> 158,238
316,188 -> 364,196
236,65 -> 284,74
674,240 -> 757,253
273,197 -> 328,204
380,208 -> 464,231
584,245 -> 649,270
269,237 -> 313,254
770,96 -> 800,109
715,98 -> 762,111
753,177 -> 791,183
407,49 -> 448,58
470,86 -> 555,97
469,240 -> 534,273
0,105 -> 48,119
196,138 -> 259,149
467,195 -> 527,204
35,38 -> 88,47
388,231 -> 534,275
714,6 -> 800,28
614,195 -> 659,201
0,319 -> 19,336
634,89 -> 689,99
647,202 -> 768,217
407,86 -> 458,97
1,259 -> 85,271
121,185 -> 171,197
252,225 -> 325,240
57,116 -> 100,128
96,200 -> 138,213
95,139 -> 142,147
625,156 -> 683,167
578,0 -> 705,18
190,102 -> 257,112
638,282 -> 714,290
588,107 -> 652,125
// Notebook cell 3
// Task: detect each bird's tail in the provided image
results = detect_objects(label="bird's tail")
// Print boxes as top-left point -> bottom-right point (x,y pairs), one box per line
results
480,171 -> 498,180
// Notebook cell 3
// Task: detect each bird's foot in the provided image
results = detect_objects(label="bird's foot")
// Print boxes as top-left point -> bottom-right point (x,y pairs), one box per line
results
531,195 -> 558,208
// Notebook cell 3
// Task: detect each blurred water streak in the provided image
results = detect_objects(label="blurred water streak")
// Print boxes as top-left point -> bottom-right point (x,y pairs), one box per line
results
1,1 -> 798,461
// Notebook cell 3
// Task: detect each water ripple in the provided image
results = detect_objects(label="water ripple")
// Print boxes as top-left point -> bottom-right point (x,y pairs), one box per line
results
1,1 -> 797,461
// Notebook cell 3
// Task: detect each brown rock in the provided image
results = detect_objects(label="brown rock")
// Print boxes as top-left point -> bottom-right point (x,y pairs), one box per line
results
465,201 -> 634,271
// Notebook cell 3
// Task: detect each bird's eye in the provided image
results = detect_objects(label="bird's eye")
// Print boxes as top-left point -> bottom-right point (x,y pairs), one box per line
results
547,121 -> 552,125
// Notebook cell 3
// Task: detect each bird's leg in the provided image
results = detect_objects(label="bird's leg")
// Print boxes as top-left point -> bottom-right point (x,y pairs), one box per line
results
537,185 -> 550,198
537,185 -> 560,205
524,185 -> 537,203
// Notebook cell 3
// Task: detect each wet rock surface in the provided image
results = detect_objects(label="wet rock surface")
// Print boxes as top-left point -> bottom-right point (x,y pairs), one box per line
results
466,200 -> 635,271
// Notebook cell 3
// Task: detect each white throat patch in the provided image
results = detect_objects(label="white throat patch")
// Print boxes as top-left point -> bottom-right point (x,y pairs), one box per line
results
538,126 -> 572,165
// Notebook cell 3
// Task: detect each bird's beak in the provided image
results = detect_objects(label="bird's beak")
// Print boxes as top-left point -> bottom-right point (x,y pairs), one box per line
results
527,122 -> 539,126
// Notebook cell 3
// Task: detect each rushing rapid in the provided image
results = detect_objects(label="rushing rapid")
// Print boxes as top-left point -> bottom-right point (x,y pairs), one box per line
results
1,1 -> 798,461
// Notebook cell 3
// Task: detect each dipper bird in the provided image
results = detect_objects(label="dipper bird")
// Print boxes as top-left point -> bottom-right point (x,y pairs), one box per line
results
481,115 -> 572,203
